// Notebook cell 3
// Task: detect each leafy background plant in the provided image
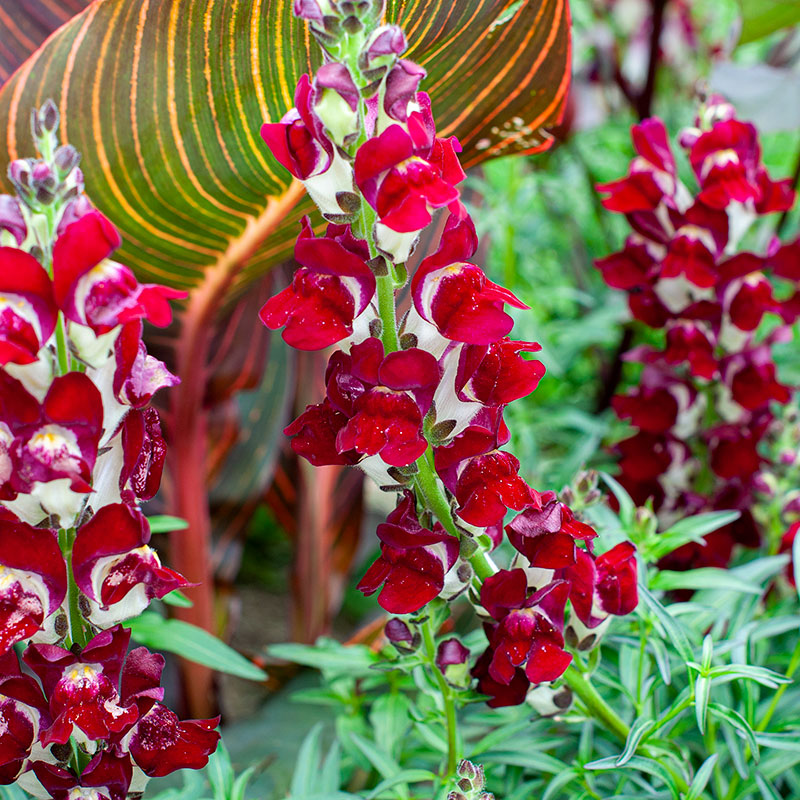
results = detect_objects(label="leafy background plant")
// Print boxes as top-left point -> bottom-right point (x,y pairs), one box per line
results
1,0 -> 799,797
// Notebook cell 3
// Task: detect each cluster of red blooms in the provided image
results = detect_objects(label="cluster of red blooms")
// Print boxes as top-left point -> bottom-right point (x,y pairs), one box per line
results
0,104 -> 218,799
260,0 -> 639,708
596,98 -> 799,570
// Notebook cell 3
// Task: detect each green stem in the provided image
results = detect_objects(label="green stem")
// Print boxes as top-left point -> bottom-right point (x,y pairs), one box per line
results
60,528 -> 87,649
563,664 -> 630,744
723,639 -> 800,800
420,614 -> 458,778
756,637 -> 800,733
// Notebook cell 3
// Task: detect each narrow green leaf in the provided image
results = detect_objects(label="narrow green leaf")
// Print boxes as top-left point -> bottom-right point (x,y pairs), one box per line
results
652,511 -> 741,559
721,720 -> 750,779
701,634 -> 714,672
320,741 -> 342,794
291,724 -> 325,798
649,637 -> 672,686
600,472 -> 635,527
542,769 -> 581,800
161,589 -> 193,608
685,754 -> 719,800
126,612 -> 266,681
231,767 -> 256,800
347,733 -> 403,782
695,676 -> 711,734
638,585 -> 693,662
650,568 -> 762,595
755,732 -> 800,751
755,772 -> 783,800
616,717 -> 654,766
148,515 -> 189,533
370,693 -> 412,762
365,770 -> 437,800
707,664 -> 791,688
207,740 -> 233,800
708,703 -> 759,762
585,755 -> 680,800
268,641 -> 378,676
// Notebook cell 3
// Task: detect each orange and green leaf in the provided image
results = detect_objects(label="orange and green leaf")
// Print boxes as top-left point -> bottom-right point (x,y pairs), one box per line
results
0,0 -> 571,293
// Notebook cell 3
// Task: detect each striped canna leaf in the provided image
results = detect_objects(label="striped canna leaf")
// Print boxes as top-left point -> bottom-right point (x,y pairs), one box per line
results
0,0 -> 571,293
0,0 -> 91,84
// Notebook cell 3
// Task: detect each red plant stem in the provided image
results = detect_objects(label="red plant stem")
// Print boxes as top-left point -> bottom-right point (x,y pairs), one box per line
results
169,180 -> 305,717
636,0 -> 668,121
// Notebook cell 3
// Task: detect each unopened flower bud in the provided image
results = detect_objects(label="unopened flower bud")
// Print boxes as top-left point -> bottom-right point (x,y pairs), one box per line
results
8,160 -> 31,192
784,493 -> 800,517
314,64 -> 360,146
54,144 -> 80,177
362,24 -> 407,68
384,617 -> 420,653
436,638 -> 471,688
575,469 -> 598,495
634,505 -> 657,537
293,0 -> 335,21
40,99 -> 59,134
559,486 -> 575,505
0,195 -> 27,245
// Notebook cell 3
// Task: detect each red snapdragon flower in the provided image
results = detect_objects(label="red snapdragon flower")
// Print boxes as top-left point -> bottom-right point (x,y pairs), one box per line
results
0,248 -> 57,365
358,491 -> 458,613
72,504 -> 190,627
24,626 -> 138,746
52,211 -> 184,334
354,94 -> 465,234
505,492 -> 597,569
0,519 -> 66,654
260,218 -> 376,350
480,568 -> 572,686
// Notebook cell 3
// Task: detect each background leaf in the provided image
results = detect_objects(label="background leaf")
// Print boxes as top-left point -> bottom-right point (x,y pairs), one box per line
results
0,0 -> 90,84
738,0 -> 800,44
0,0 -> 571,292
126,611 -> 268,681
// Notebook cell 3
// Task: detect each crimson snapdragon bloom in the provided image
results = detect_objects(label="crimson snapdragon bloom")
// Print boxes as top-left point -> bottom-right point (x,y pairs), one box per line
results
596,98 -> 799,571
0,101 -> 218,795
260,0 -> 640,712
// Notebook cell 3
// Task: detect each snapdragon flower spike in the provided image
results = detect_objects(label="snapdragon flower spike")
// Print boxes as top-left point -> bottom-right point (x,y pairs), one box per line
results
412,216 -> 528,345
354,93 -> 465,234
72,504 -> 190,627
23,626 -> 138,746
0,519 -> 66,654
32,751 -> 132,800
52,210 -> 184,334
596,100 -> 799,571
357,491 -> 458,613
480,568 -> 572,685
0,248 -> 57,365
505,492 -> 597,569
259,218 -> 376,350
